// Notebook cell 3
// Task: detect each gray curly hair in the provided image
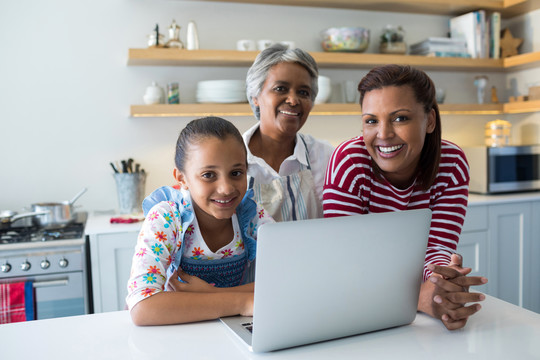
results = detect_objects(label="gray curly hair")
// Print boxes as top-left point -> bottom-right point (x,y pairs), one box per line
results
246,44 -> 319,120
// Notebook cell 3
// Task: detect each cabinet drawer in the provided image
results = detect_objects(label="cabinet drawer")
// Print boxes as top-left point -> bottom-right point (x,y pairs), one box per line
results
462,205 -> 488,232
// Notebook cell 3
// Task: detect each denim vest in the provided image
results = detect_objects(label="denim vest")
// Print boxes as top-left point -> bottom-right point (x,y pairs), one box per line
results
142,186 -> 257,287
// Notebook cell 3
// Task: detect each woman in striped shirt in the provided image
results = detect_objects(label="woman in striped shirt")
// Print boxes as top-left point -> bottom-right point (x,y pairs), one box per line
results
323,65 -> 487,330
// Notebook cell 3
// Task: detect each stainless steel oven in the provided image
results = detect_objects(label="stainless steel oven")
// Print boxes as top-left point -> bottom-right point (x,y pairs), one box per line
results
464,145 -> 540,194
0,214 -> 89,320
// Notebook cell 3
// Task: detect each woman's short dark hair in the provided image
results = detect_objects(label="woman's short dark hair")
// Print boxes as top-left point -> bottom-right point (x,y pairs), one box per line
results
358,64 -> 442,190
175,116 -> 246,171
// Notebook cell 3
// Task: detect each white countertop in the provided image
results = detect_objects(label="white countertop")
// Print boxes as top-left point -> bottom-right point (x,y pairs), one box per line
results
468,191 -> 540,206
84,192 -> 540,235
1,295 -> 539,359
85,214 -> 143,235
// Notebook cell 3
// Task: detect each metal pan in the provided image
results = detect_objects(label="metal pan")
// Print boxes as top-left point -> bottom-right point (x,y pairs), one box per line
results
0,210 -> 50,229
31,188 -> 87,228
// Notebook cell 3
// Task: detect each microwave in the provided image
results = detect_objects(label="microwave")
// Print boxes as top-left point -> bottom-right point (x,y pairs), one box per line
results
463,145 -> 540,194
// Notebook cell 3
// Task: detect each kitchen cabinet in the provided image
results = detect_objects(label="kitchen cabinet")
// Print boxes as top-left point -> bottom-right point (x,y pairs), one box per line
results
86,215 -> 141,313
89,231 -> 138,313
487,202 -> 532,308
127,1 -> 540,118
458,205 -> 490,294
464,198 -> 540,313
531,201 -> 540,313
458,197 -> 540,314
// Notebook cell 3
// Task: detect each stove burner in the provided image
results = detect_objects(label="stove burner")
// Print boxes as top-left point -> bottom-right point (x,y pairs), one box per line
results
0,222 -> 84,244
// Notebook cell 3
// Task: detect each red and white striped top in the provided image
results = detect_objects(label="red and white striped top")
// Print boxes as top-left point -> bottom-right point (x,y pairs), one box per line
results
323,136 -> 470,281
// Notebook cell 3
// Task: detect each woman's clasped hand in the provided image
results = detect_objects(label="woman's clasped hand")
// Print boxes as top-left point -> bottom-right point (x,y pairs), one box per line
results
422,254 -> 488,330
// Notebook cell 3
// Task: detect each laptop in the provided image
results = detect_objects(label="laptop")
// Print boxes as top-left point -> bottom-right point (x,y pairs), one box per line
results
220,209 -> 432,352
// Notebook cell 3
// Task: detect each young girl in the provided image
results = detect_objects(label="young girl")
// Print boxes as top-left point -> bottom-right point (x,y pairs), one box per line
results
126,117 -> 274,325
323,65 -> 487,330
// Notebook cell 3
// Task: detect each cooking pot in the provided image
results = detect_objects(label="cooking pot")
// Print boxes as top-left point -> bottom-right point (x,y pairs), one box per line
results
0,209 -> 50,229
31,188 -> 87,228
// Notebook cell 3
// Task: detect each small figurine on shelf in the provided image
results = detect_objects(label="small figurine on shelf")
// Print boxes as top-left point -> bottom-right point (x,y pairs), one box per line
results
147,24 -> 165,48
166,19 -> 184,49
474,75 -> 489,104
491,86 -> 499,104
500,28 -> 523,58
379,25 -> 406,54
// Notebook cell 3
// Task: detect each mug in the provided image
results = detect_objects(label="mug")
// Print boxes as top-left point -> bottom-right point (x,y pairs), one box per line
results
236,39 -> 256,51
279,41 -> 296,49
257,39 -> 274,51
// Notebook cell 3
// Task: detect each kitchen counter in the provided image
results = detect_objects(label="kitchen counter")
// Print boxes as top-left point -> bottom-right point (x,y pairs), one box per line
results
83,191 -> 540,234
85,213 -> 143,235
1,295 -> 539,359
468,191 -> 540,206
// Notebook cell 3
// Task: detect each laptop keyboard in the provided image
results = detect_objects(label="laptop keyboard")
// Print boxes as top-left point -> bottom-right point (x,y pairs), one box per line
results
242,322 -> 253,333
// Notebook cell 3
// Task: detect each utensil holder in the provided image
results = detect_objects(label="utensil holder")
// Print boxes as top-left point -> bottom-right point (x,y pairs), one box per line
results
113,173 -> 147,214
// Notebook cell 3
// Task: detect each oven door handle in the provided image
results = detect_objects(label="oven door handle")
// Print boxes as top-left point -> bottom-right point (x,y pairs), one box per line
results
33,278 -> 69,288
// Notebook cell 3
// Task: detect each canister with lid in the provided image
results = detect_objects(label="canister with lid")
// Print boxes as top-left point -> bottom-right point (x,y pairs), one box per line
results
485,119 -> 511,147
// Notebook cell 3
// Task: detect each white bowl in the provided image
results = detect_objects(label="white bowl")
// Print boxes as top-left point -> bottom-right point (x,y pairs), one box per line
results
315,76 -> 331,104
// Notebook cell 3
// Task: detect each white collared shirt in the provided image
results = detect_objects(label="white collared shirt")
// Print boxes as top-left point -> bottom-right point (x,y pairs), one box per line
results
242,122 -> 335,204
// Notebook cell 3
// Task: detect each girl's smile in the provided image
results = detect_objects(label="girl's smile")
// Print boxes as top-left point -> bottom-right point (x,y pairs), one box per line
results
175,135 -> 248,222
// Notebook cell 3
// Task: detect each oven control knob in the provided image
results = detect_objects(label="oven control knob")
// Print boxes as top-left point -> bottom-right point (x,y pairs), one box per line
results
59,258 -> 69,268
1,263 -> 11,273
21,261 -> 31,271
40,259 -> 51,270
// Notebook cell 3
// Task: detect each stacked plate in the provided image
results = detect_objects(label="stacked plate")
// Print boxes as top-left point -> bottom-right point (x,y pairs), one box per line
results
196,80 -> 247,103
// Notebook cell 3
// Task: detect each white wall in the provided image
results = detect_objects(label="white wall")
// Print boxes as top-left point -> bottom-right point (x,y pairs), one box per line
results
0,0 -> 538,213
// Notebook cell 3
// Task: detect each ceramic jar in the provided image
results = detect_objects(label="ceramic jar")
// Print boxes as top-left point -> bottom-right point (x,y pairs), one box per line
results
143,82 -> 165,105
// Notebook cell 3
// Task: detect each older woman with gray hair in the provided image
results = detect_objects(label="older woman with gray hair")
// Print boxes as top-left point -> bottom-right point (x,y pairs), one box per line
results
243,44 -> 334,222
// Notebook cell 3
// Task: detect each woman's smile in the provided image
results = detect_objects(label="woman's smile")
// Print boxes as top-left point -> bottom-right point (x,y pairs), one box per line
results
376,144 -> 405,156
362,85 -> 435,188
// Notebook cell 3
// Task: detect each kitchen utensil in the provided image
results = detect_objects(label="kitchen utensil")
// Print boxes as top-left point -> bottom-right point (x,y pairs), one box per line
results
343,80 -> 358,103
31,187 -> 88,228
379,25 -> 406,54
485,119 -> 511,147
321,27 -> 370,52
314,76 -> 331,104
166,19 -> 184,49
167,82 -> 180,104
474,75 -> 488,104
279,40 -> 296,49
186,21 -> 199,50
257,40 -> 274,51
236,39 -> 256,51
0,210 -> 50,229
436,87 -> 446,104
196,80 -> 247,103
114,173 -> 146,214
148,24 -> 165,48
143,82 -> 165,105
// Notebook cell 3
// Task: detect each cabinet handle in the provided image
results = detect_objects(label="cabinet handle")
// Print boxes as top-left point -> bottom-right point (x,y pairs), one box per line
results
33,279 -> 69,288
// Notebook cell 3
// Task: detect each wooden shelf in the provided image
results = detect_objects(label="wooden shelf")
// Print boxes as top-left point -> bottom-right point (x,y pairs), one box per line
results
130,103 -> 362,117
439,104 -> 504,115
128,48 -> 505,71
130,103 -> 540,117
504,99 -> 540,113
184,0 -> 540,17
503,52 -> 540,70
